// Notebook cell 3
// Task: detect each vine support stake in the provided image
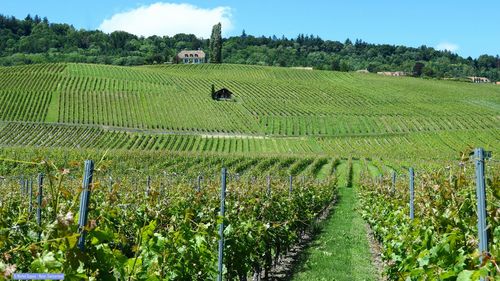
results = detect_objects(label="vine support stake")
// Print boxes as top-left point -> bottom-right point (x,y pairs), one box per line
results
289,175 -> 293,194
109,176 -> 113,193
19,175 -> 24,197
218,168 -> 227,281
78,160 -> 94,251
266,175 -> 271,197
197,174 -> 202,192
474,148 -> 490,271
28,179 -> 33,214
391,171 -> 396,196
146,175 -> 151,197
409,168 -> 414,220
37,173 -> 43,241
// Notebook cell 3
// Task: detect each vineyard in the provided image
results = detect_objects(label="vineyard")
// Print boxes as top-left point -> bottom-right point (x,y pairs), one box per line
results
0,62 -> 499,280
358,153 -> 500,279
0,153 -> 340,280
0,63 -> 497,159
0,149 -> 499,280
0,122 -> 497,160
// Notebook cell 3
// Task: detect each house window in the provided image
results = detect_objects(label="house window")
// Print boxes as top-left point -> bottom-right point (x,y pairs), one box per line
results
184,59 -> 189,63
195,54 -> 199,57
194,59 -> 198,63
185,54 -> 188,57
190,54 -> 193,57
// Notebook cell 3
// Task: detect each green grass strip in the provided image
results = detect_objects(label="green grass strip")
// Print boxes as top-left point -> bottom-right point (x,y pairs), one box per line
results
292,161 -> 377,281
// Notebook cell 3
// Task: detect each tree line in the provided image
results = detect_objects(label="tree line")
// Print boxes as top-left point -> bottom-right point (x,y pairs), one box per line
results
0,14 -> 499,81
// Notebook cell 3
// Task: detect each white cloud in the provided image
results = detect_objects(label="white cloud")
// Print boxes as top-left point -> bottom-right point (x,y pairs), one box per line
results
98,2 -> 233,38
436,42 -> 459,53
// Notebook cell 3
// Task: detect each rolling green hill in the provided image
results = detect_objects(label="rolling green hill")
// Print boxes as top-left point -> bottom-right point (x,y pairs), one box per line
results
0,63 -> 498,159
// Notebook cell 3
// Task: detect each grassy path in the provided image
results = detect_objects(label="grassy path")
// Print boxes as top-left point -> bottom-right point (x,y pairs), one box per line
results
292,161 -> 377,281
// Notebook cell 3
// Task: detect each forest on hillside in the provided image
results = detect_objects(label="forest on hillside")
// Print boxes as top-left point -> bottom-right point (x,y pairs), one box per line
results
1,14 -> 499,81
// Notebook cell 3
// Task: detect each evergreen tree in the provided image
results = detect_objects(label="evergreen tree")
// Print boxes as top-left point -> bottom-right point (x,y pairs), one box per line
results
209,23 -> 222,63
413,62 -> 425,77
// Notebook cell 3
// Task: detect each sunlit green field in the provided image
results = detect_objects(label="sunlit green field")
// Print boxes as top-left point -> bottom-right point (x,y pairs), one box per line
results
0,63 -> 498,159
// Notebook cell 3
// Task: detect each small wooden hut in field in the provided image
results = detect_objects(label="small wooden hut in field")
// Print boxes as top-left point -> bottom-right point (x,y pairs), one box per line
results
211,86 -> 233,100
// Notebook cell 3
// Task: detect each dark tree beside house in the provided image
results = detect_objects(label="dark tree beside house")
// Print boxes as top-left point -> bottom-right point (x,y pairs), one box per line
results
331,58 -> 341,71
367,62 -> 380,73
413,62 -> 425,77
209,23 -> 222,63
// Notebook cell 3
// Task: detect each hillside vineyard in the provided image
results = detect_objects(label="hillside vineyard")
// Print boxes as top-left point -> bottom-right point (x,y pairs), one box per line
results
0,62 -> 499,280
0,63 -> 498,159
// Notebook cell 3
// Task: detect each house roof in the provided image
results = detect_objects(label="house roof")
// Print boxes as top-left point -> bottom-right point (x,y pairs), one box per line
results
213,88 -> 233,100
177,50 -> 206,59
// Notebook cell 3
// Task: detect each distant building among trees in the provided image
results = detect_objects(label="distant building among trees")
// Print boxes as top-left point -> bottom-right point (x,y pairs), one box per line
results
468,76 -> 491,83
176,50 -> 206,64
377,71 -> 406,77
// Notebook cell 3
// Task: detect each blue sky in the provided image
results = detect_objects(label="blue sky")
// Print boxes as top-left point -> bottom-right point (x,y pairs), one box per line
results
1,0 -> 498,58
